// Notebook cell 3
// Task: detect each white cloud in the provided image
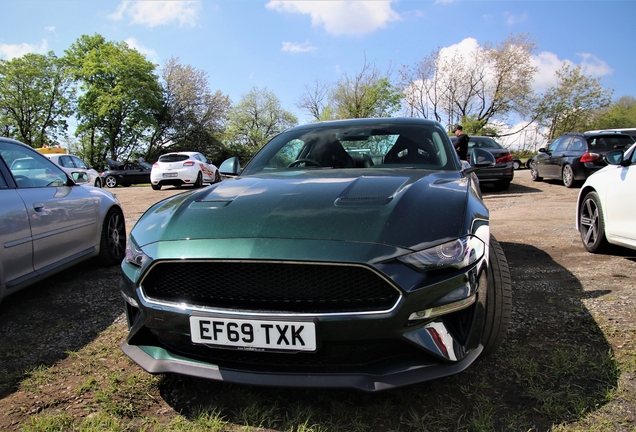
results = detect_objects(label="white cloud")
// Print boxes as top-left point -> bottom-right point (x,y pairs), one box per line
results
505,11 -> 528,26
0,40 -> 49,60
281,40 -> 317,53
531,51 -> 613,93
578,53 -> 613,77
109,1 -> 201,27
266,1 -> 401,36
124,38 -> 160,64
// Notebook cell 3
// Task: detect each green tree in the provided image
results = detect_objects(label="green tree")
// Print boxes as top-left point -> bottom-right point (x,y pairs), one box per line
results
536,63 -> 613,139
148,57 -> 231,164
64,34 -> 163,166
298,59 -> 401,121
225,86 -> 297,152
589,96 -> 636,130
0,52 -> 74,147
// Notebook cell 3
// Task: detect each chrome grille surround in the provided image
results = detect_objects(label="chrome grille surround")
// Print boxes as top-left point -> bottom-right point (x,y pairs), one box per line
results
139,260 -> 403,316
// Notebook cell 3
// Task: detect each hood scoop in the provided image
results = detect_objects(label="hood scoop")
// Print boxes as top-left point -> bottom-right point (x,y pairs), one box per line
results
334,176 -> 408,207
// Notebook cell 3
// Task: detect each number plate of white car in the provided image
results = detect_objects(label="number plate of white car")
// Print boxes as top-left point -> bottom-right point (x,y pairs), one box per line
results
163,173 -> 178,178
189,316 -> 317,351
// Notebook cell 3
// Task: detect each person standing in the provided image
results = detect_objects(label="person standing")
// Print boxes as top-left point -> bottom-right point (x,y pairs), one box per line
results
453,125 -> 470,161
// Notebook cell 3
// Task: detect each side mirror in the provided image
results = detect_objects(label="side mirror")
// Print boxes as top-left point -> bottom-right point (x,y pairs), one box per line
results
72,171 -> 90,184
538,148 -> 548,154
603,150 -> 625,166
219,157 -> 241,176
469,148 -> 496,167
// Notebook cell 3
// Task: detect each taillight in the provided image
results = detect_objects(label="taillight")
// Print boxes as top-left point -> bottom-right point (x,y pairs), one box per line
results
496,154 -> 513,164
580,152 -> 600,163
152,162 -> 158,168
183,161 -> 195,166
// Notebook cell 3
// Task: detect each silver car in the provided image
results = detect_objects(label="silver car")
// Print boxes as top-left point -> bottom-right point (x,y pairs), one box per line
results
44,152 -> 102,188
0,137 -> 126,303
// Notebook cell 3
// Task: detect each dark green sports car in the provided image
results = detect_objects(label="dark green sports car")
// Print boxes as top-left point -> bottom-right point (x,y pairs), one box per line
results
120,117 -> 512,391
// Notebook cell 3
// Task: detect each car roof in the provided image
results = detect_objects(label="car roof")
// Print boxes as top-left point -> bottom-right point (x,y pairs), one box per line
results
285,117 -> 441,133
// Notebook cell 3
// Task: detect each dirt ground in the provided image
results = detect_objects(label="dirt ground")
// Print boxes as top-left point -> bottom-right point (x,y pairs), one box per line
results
1,169 -> 636,430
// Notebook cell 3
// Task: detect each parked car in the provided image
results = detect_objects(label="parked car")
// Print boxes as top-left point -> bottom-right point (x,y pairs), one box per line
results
0,137 -> 126,304
577,142 -> 636,253
150,151 -> 221,190
529,132 -> 635,188
451,135 -> 514,190
100,158 -> 152,188
120,117 -> 512,391
39,149 -> 102,188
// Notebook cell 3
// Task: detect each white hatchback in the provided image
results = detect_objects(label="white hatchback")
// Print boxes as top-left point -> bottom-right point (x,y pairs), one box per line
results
577,142 -> 636,253
150,151 -> 220,190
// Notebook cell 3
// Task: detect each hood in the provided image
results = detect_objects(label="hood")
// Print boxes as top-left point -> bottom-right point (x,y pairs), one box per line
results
132,170 -> 478,251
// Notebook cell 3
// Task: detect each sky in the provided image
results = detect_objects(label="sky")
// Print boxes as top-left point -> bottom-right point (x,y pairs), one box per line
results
1,0 -> 635,148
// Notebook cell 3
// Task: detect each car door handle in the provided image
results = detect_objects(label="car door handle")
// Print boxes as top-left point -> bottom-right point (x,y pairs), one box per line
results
33,202 -> 45,211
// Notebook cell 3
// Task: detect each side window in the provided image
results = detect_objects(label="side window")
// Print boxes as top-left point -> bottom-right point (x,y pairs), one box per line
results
0,142 -> 68,188
547,137 -> 563,152
568,137 -> 586,151
71,156 -> 88,169
0,171 -> 7,188
59,155 -> 72,167
554,137 -> 570,152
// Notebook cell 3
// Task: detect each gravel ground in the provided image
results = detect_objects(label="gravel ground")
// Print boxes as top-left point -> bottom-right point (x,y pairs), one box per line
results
1,169 -> 635,430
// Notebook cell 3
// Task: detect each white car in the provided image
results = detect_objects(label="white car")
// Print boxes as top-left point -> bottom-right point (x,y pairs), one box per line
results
577,142 -> 636,253
44,152 -> 102,188
150,151 -> 220,190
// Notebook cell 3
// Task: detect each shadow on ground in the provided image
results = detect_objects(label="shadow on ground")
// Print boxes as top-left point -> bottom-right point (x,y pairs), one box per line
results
154,241 -> 618,431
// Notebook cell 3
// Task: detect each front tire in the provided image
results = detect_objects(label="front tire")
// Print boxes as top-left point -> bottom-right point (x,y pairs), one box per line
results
579,191 -> 609,253
94,178 -> 102,188
562,164 -> 576,188
104,175 -> 118,188
97,207 -> 126,266
194,172 -> 203,188
513,160 -> 521,170
214,170 -> 222,183
530,160 -> 542,182
481,235 -> 513,356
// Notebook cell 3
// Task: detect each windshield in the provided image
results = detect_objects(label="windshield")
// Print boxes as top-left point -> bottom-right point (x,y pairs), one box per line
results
468,137 -> 503,149
241,123 -> 458,176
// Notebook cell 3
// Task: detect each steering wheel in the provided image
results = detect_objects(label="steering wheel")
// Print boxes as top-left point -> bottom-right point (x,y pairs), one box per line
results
288,158 -> 322,168
13,175 -> 35,187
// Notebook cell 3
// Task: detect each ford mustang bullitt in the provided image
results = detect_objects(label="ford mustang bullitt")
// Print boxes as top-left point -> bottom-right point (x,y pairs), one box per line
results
120,117 -> 512,391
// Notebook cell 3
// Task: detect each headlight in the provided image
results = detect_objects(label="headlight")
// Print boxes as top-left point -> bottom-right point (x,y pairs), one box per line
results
398,236 -> 485,271
125,237 -> 150,267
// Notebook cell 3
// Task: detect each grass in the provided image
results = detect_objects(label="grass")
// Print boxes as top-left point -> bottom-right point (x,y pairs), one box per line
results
11,334 -> 626,431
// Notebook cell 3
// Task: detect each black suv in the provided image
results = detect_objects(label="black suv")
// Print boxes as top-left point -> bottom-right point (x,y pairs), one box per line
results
529,132 -> 635,187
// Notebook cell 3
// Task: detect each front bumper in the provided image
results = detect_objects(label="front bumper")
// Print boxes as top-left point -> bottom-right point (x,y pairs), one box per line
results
121,340 -> 482,392
119,241 -> 490,391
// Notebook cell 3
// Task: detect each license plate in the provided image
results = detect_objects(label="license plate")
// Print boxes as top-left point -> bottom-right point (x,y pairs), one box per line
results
163,173 -> 178,178
190,316 -> 317,351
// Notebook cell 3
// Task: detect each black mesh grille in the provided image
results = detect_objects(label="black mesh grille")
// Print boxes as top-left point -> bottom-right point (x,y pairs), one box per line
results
142,261 -> 400,313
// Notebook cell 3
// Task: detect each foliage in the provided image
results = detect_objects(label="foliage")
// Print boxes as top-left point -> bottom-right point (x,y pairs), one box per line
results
0,52 -> 74,147
400,33 -> 538,131
63,34 -> 163,167
589,96 -> 636,130
297,59 -> 401,121
536,63 -> 613,139
225,86 -> 297,149
147,57 -> 231,165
